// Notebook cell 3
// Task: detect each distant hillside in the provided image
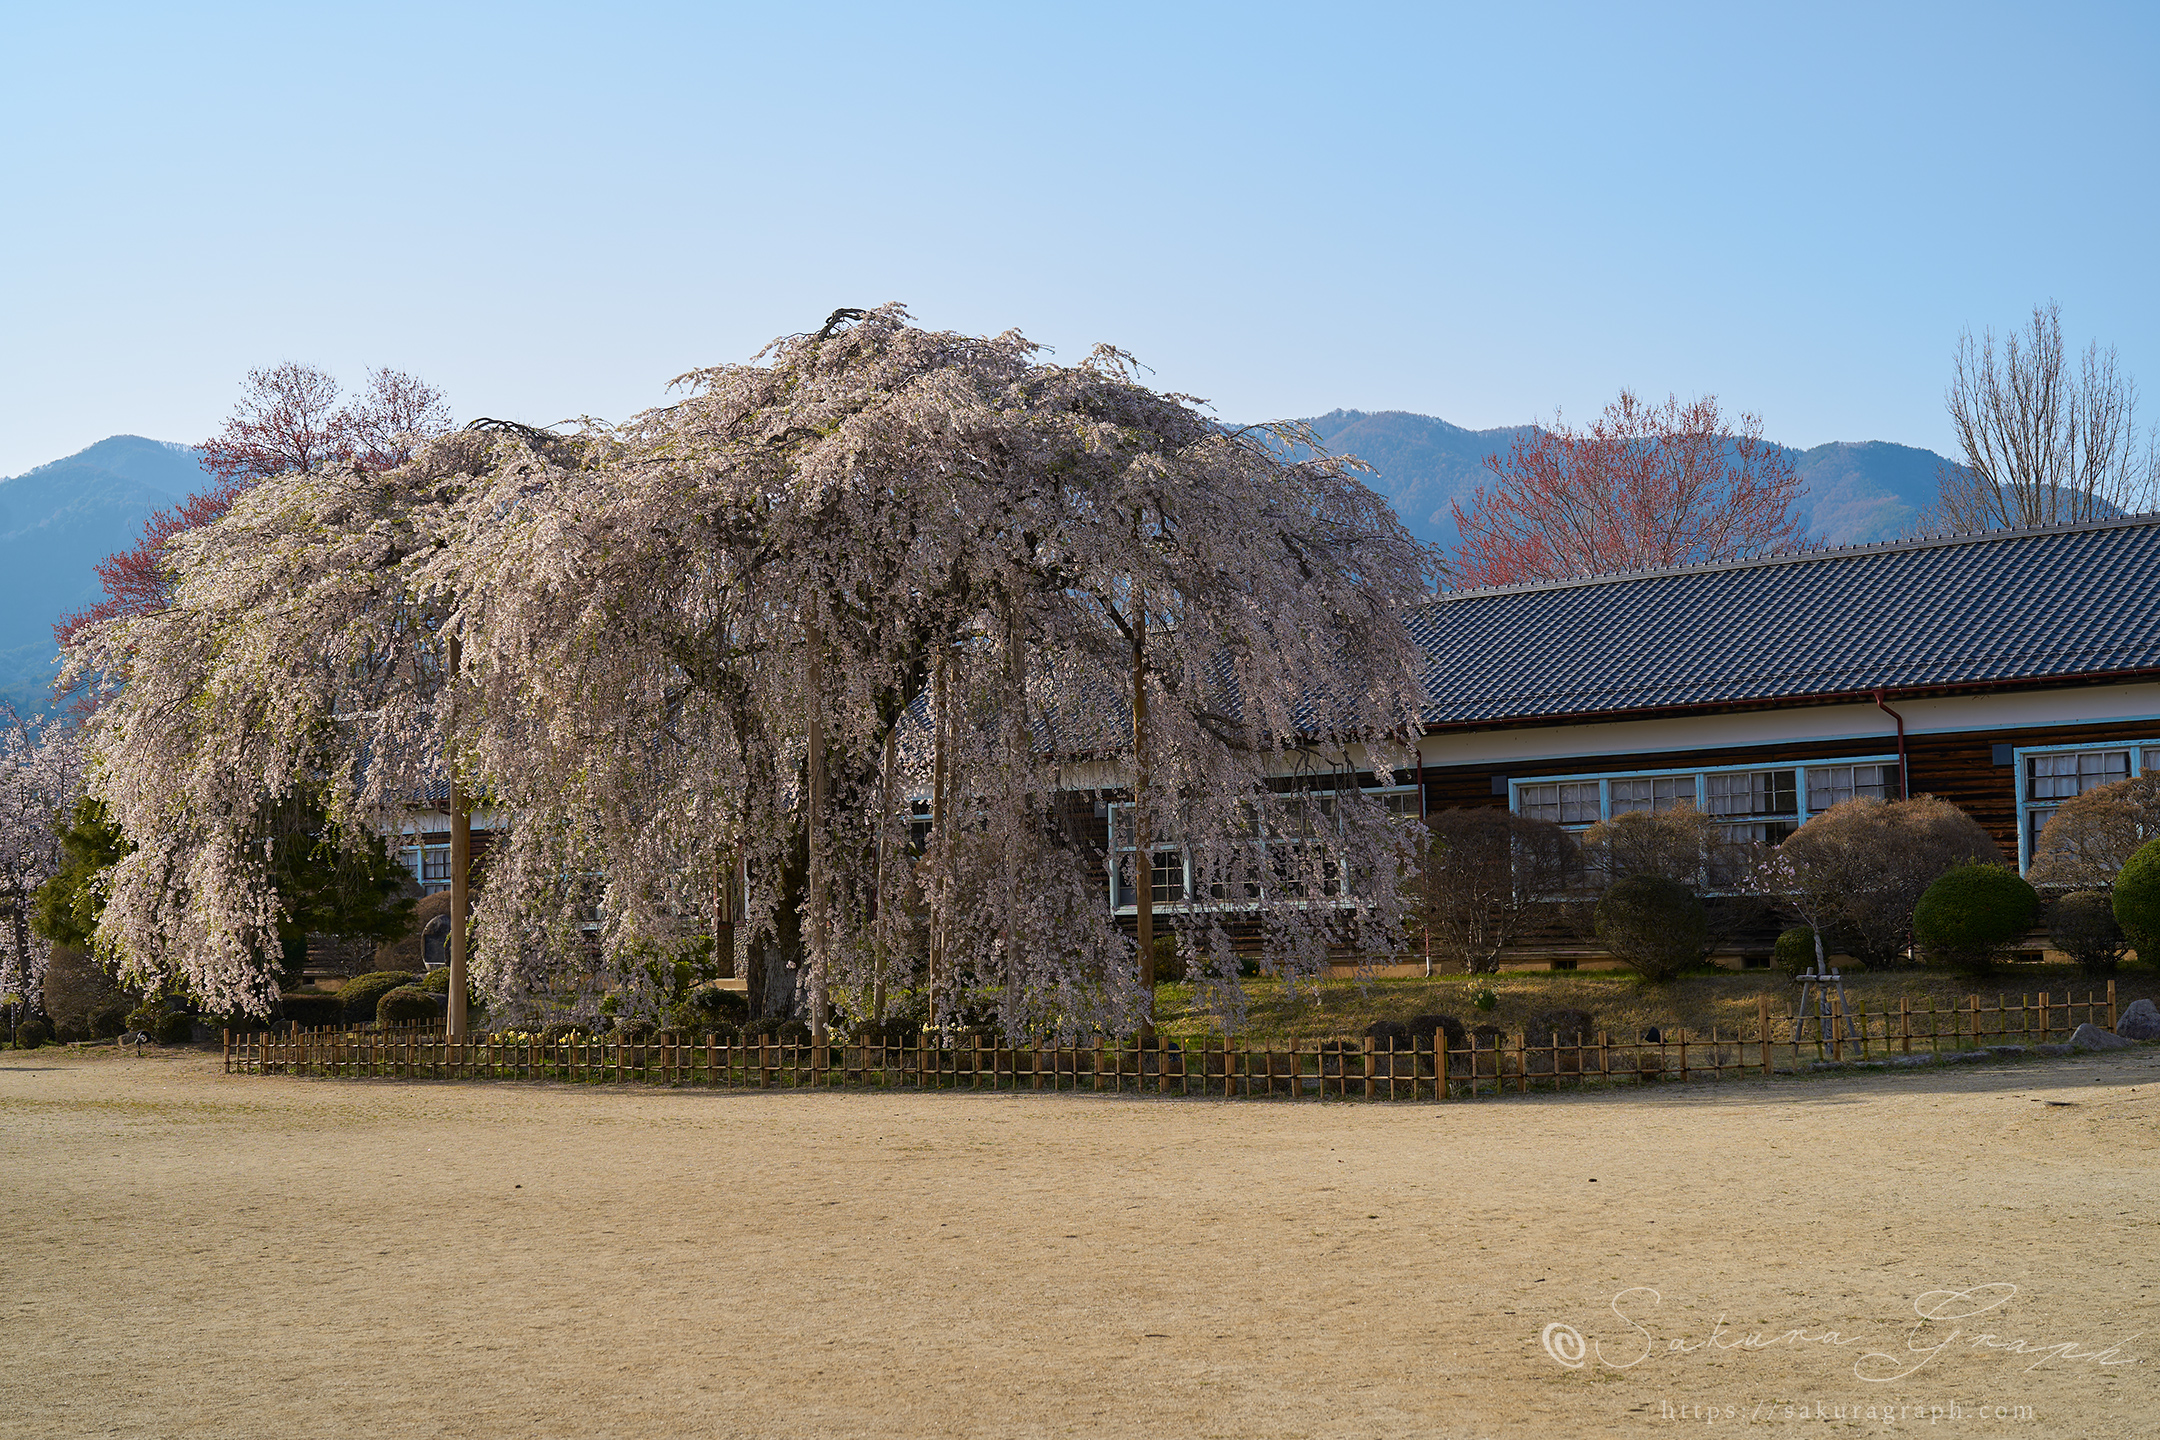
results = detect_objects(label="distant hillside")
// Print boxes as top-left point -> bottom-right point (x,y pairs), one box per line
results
0,419 -> 1966,713
0,436 -> 201,711
1301,410 -> 1955,554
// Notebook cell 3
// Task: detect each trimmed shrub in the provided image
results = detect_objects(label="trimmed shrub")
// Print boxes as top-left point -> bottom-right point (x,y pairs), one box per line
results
1363,1020 -> 1412,1051
279,993 -> 345,1029
88,1002 -> 132,1038
1525,1008 -> 1597,1046
13,1017 -> 52,1049
2049,891 -> 2126,976
686,981 -> 750,1022
2115,837 -> 2160,966
857,1018 -> 921,1046
1770,796 -> 2001,970
772,1018 -> 812,1045
1593,875 -> 1708,982
376,986 -> 441,1027
1405,1013 -> 1466,1052
340,971 -> 418,1024
614,1018 -> 659,1043
538,1021 -> 592,1045
40,945 -> 125,1042
153,1010 -> 195,1044
1151,935 -> 1187,983
1913,864 -> 2040,975
1775,926 -> 1824,976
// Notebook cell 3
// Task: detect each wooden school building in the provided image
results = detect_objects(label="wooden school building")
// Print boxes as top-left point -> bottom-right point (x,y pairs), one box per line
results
1394,514 -> 2160,964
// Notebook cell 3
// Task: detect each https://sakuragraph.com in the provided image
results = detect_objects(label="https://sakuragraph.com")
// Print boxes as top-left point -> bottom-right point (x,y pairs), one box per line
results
1651,1397 -> 2036,1426
1536,1283 -> 2139,1383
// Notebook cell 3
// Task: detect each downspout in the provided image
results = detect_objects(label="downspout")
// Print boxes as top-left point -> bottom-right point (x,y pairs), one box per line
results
1871,690 -> 1910,799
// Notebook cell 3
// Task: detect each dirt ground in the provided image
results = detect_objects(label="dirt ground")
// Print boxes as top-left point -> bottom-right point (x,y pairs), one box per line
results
4,1046 -> 2156,1440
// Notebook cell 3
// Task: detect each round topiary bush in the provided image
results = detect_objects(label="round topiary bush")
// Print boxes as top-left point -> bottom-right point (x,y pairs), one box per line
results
1525,1008 -> 1597,1046
1913,864 -> 2039,975
124,1001 -> 166,1036
2050,890 -> 2127,976
340,971 -> 419,1025
89,1002 -> 132,1039
1775,926 -> 1825,975
1405,1013 -> 1465,1052
376,986 -> 441,1027
1362,1020 -> 1411,1051
2114,837 -> 2160,967
278,992 -> 345,1029
13,1016 -> 52,1049
1593,875 -> 1708,982
153,1010 -> 195,1044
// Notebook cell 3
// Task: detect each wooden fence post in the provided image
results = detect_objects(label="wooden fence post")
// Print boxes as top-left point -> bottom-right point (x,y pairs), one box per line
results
2108,978 -> 2118,1030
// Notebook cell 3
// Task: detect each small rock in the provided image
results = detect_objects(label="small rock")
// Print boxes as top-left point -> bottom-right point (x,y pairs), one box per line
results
2115,999 -> 2160,1042
2070,1022 -> 2131,1052
1987,1045 -> 2031,1059
2037,1043 -> 2076,1058
1890,1054 -> 1937,1067
1942,1049 -> 1993,1064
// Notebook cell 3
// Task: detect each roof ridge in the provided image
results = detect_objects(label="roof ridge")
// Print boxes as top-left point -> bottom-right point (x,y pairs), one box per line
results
1432,510 -> 2160,603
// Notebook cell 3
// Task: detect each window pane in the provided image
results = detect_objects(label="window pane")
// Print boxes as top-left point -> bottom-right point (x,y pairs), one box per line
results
421,847 -> 451,883
1518,784 -> 1560,824
1706,770 -> 1796,818
1609,778 -> 1651,814
2146,748 -> 2160,774
1151,850 -> 1186,904
2028,806 -> 2058,856
1806,763 -> 1898,811
2028,750 -> 2129,801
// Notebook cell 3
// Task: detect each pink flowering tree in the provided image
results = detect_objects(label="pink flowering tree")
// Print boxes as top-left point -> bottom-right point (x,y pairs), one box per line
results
70,308 -> 1439,1036
0,708 -> 80,1026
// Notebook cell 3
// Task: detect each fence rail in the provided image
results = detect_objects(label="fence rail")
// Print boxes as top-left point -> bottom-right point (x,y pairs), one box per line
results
225,983 -> 2120,1100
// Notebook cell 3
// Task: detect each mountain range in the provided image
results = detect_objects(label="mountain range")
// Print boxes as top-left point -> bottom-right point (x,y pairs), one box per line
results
1300,410 -> 1949,553
0,418 -> 1959,712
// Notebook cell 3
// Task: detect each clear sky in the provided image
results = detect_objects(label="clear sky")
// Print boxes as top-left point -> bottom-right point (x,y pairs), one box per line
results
2,1 -> 2154,477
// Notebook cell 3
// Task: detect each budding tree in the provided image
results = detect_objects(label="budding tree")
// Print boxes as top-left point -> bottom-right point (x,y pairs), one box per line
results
1451,390 -> 1808,587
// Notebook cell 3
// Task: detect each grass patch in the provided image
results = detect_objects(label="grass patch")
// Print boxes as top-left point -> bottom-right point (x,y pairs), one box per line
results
1153,964 -> 2156,1046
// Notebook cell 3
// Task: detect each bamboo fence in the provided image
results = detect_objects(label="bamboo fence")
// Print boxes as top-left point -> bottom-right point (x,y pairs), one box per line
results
225,983 -> 2122,1100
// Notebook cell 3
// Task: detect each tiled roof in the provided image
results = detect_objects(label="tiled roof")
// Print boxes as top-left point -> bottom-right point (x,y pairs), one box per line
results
1406,515 -> 2160,727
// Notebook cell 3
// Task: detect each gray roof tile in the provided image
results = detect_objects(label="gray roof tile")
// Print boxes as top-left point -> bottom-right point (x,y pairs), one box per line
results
1407,516 -> 2160,726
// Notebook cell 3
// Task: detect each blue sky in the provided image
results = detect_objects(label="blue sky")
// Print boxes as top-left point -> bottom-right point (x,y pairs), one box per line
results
2,1 -> 2154,477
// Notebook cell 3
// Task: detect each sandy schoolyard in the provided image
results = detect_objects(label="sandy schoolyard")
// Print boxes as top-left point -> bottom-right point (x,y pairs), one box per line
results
3,1045 -> 2155,1439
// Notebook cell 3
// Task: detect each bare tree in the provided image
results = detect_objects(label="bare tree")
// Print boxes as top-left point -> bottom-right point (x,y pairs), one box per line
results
1936,301 -> 2159,532
1417,809 -> 1579,973
1757,796 -> 2000,969
2028,776 -> 2160,889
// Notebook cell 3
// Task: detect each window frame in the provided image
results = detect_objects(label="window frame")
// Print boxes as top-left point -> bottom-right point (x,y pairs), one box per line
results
1506,754 -> 1902,840
1106,783 -> 1418,915
2012,738 -> 2155,873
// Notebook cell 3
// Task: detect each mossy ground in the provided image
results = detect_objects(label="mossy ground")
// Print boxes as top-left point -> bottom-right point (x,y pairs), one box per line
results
1152,962 -> 2158,1045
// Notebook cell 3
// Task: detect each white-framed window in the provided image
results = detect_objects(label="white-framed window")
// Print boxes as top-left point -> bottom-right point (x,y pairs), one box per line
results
1805,763 -> 1900,811
1611,774 -> 1698,816
1107,783 -> 1414,913
1517,781 -> 1601,828
399,842 -> 453,895
1508,755 -> 1900,848
2016,741 -> 2152,869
